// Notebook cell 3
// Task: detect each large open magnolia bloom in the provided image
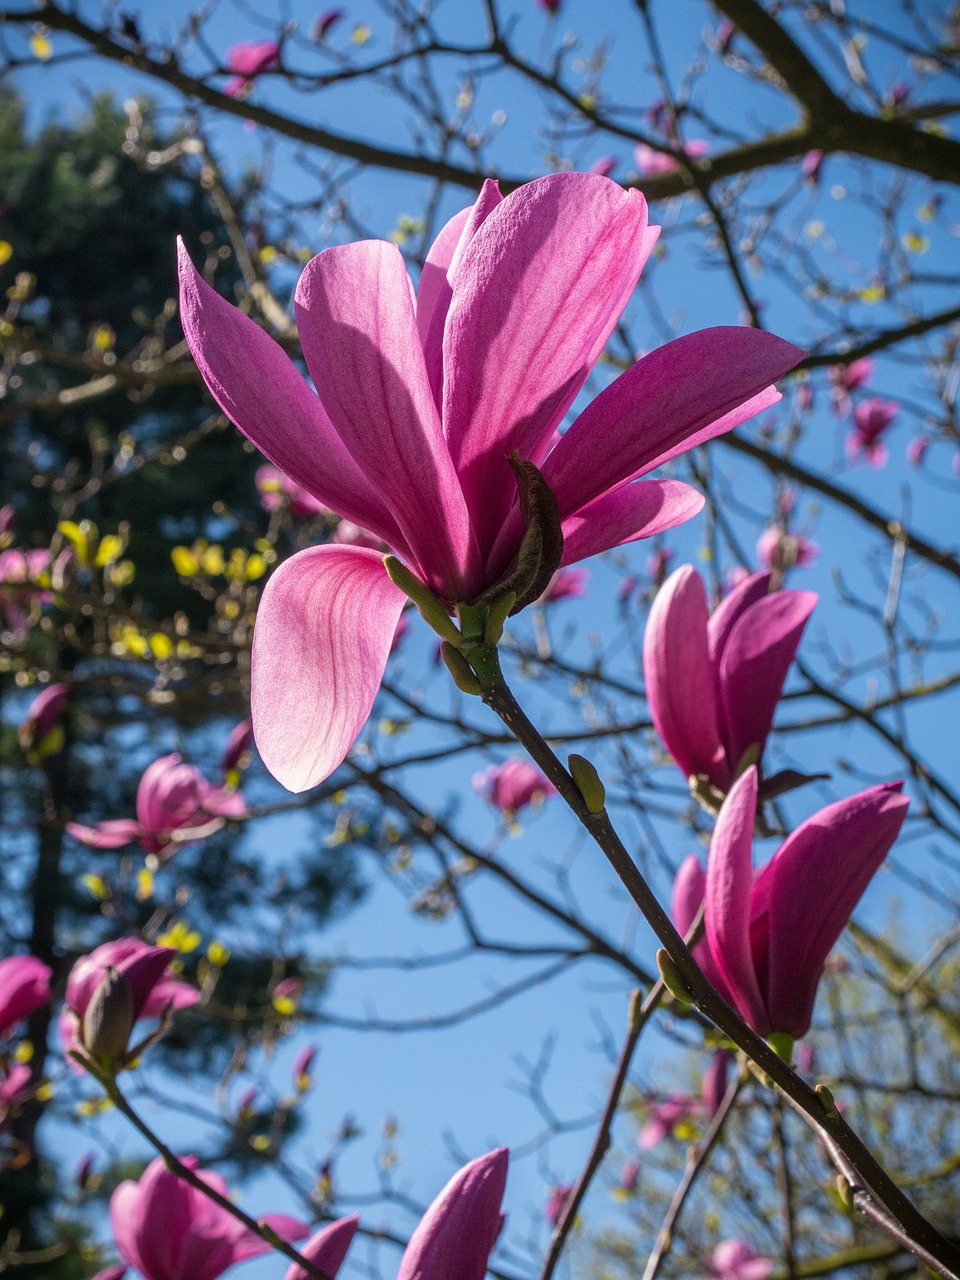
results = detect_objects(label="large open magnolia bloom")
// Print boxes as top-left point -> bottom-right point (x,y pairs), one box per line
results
644,566 -> 816,795
110,1155 -> 308,1280
179,172 -> 802,791
679,766 -> 908,1040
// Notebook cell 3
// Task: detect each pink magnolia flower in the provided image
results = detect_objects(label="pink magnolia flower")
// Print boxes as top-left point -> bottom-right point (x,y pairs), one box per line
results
92,1269 -> 127,1280
293,1043 -> 318,1089
67,752 -> 246,861
220,720 -> 254,784
619,1159 -> 640,1192
0,1063 -> 33,1130
538,568 -> 587,603
834,356 -> 874,393
0,505 -> 14,542
639,1094 -> 701,1149
474,759 -> 556,816
686,765 -> 908,1039
331,519 -> 387,551
110,1155 -> 309,1280
0,955 -> 53,1036
179,174 -> 802,792
706,1240 -> 773,1280
907,434 -> 930,467
701,1049 -> 732,1115
587,156 -> 618,178
61,937 -> 199,1068
284,1217 -> 359,1280
0,547 -> 52,636
644,567 -> 816,792
847,396 -> 899,467
537,0 -> 560,12
18,681 -> 69,759
397,1148 -> 508,1280
647,545 -> 672,585
256,464 -> 328,519
224,40 -> 281,98
756,525 -> 818,574
545,1183 -> 573,1225
635,139 -> 709,176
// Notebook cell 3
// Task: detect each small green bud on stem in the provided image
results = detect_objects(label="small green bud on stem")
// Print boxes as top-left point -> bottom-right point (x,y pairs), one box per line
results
815,1082 -> 837,1114
568,753 -> 605,813
656,948 -> 694,1005
383,556 -> 461,646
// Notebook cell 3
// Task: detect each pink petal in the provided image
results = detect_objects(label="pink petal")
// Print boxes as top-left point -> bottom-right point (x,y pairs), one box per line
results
0,955 -> 53,1034
671,856 -> 722,988
559,479 -> 704,567
177,242 -> 407,556
643,566 -> 727,787
141,976 -> 201,1018
283,1216 -> 360,1280
754,782 -> 908,1038
706,571 -> 772,666
542,328 -> 803,518
398,1148 -> 508,1280
717,588 -> 817,771
251,545 -> 406,792
66,819 -> 142,849
705,767 -> 769,1033
442,173 -> 656,558
295,241 -> 481,600
418,181 -> 503,404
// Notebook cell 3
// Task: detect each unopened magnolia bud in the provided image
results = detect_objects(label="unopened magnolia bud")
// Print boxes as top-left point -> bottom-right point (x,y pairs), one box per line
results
484,591 -> 516,645
568,754 -> 605,813
834,1174 -> 855,1210
815,1082 -> 837,1114
656,948 -> 694,1005
440,643 -> 482,696
82,967 -> 134,1063
383,556 -> 461,645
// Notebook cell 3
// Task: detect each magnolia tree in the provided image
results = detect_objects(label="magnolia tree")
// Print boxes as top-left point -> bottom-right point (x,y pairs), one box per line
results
1,1 -> 959,1279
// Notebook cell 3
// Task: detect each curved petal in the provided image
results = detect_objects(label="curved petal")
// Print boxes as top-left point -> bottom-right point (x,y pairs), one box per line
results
754,782 -> 908,1039
419,181 -> 503,405
542,328 -> 804,517
177,242 -> 406,555
718,589 -> 817,771
0,956 -> 52,1035
295,242 -> 481,600
442,173 -> 655,557
558,479 -> 704,567
707,571 -> 772,667
671,854 -> 722,988
284,1216 -> 360,1280
65,819 -> 142,850
397,1149 -> 508,1280
642,566 -> 727,788
252,545 -> 407,792
705,767 -> 769,1033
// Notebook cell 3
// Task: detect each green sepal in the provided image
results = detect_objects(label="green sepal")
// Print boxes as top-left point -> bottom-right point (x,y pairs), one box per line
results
383,556 -> 461,645
440,642 -> 482,696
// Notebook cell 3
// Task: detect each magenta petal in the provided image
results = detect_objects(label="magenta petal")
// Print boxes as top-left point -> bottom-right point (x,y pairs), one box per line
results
707,571 -> 773,666
559,479 -> 704,567
442,173 -> 655,557
705,767 -> 769,1033
283,1216 -> 360,1280
671,856 -> 722,989
65,819 -> 143,850
116,946 -> 176,1023
252,545 -> 407,792
643,566 -> 727,788
0,956 -> 53,1035
542,328 -> 803,518
755,782 -> 908,1038
177,242 -> 406,555
295,241 -> 480,599
141,976 -> 201,1018
397,1148 -> 508,1280
717,588 -> 817,771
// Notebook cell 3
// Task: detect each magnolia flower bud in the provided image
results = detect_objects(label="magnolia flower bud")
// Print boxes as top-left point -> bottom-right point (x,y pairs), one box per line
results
568,754 -> 605,813
82,966 -> 134,1063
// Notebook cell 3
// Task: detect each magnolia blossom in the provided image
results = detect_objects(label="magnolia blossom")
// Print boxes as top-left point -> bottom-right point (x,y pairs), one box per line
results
635,139 -> 709,176
801,149 -> 824,184
682,766 -> 908,1039
61,937 -> 199,1068
474,759 -> 556,816
705,1240 -> 774,1280
545,1183 -> 574,1225
756,526 -> 819,574
18,681 -> 69,759
0,955 -> 53,1036
638,1051 -> 730,1148
220,719 -> 254,784
847,396 -> 899,466
0,1064 -> 32,1130
110,1155 -> 309,1280
283,1217 -> 359,1280
314,9 -> 342,40
180,172 -> 802,792
644,567 -> 816,793
67,752 -> 246,861
224,41 -> 281,98
588,156 -> 618,178
396,1148 -> 508,1280
907,434 -> 930,467
538,567 -> 587,603
256,464 -> 328,519
0,547 -> 52,636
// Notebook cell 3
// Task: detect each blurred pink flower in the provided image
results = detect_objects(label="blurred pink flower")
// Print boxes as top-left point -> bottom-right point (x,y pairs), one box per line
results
293,1044 -> 318,1089
0,547 -> 52,636
538,568 -> 588,603
706,1240 -> 774,1280
0,955 -> 53,1036
545,1183 -> 573,1225
224,41 -> 281,98
256,463 -> 328,519
284,1217 -> 359,1280
830,356 -> 874,416
220,719 -> 254,784
179,171 -> 801,792
847,396 -> 899,467
110,1155 -> 308,1280
619,1159 -> 640,1192
701,1049 -> 732,1115
686,766 -> 908,1039
907,434 -> 930,467
0,1064 -> 32,1130
801,149 -> 824,184
635,139 -> 709,176
588,156 -> 617,178
61,937 -> 200,1069
647,545 -> 672,586
18,682 -> 69,759
644,566 -> 816,791
756,526 -> 818,574
314,10 -> 343,40
536,0 -> 560,12
474,759 -> 557,816
67,752 -> 246,861
639,1094 -> 700,1148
